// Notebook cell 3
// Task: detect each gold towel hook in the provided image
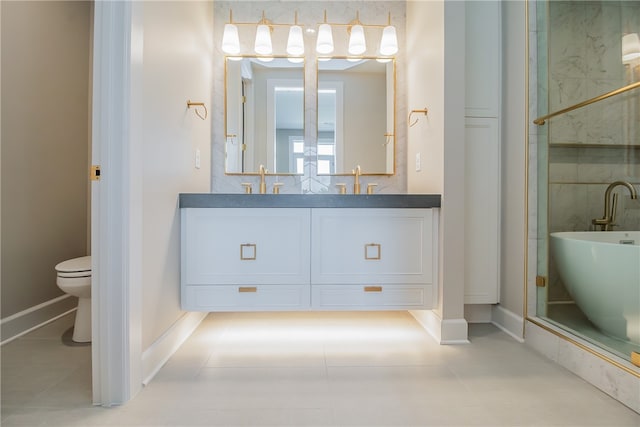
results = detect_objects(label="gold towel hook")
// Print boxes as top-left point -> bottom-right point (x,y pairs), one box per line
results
187,100 -> 208,120
409,108 -> 428,127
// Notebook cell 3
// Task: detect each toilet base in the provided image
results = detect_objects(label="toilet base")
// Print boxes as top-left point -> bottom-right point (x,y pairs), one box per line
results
72,296 -> 91,343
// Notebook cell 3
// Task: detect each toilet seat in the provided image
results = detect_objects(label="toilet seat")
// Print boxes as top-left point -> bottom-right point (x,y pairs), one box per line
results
55,256 -> 91,278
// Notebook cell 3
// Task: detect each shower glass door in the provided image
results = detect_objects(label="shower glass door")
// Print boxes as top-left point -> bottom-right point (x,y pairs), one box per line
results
535,0 -> 640,363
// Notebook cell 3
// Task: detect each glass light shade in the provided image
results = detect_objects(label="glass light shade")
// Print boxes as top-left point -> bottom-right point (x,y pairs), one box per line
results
622,33 -> 640,63
316,23 -> 334,54
348,25 -> 366,55
254,24 -> 272,55
222,24 -> 240,55
379,25 -> 398,56
287,25 -> 305,56
288,56 -> 304,64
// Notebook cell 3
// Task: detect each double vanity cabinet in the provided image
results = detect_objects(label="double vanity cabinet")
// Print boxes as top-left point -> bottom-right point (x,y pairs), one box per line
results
180,194 -> 441,312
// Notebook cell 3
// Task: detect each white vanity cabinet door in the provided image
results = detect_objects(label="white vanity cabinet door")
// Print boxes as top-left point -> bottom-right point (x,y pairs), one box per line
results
311,208 -> 435,310
311,209 -> 434,284
181,208 -> 310,286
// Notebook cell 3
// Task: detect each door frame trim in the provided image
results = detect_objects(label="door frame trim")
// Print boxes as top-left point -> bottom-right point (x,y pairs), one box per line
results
91,0 -> 142,406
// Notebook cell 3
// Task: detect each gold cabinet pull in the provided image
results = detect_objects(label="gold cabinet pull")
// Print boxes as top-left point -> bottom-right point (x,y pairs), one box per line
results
364,243 -> 381,260
240,243 -> 256,260
364,286 -> 383,292
238,286 -> 257,293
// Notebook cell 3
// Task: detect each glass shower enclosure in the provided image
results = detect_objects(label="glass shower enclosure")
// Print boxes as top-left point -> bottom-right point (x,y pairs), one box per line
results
534,0 -> 640,364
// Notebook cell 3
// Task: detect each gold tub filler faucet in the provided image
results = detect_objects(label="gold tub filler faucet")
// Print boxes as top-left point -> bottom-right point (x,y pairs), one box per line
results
592,181 -> 638,231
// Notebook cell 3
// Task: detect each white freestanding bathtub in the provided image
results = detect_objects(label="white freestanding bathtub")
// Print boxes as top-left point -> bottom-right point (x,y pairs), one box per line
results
550,231 -> 640,345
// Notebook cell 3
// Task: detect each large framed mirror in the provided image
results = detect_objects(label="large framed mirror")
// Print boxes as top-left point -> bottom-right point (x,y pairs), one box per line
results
225,56 -> 305,175
317,58 -> 395,175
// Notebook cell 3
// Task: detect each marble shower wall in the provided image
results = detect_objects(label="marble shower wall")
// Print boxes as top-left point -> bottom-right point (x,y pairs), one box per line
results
545,1 -> 640,301
211,1 -> 407,194
547,0 -> 640,234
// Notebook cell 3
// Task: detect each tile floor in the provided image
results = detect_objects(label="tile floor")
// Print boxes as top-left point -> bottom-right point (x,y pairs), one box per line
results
2,311 -> 639,426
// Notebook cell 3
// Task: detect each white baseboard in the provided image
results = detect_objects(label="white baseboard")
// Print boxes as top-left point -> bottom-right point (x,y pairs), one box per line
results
491,305 -> 524,342
409,310 -> 470,344
141,311 -> 207,385
1,295 -> 77,345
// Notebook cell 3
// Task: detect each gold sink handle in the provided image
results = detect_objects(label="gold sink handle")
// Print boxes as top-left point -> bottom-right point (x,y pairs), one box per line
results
241,183 -> 252,194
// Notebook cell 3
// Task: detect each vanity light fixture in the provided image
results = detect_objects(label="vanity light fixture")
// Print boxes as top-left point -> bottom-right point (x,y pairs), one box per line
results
222,10 -> 298,57
379,14 -> 398,56
347,12 -> 366,55
316,10 -> 398,57
221,10 -> 399,58
287,12 -> 305,56
622,33 -> 640,64
316,11 -> 334,55
254,12 -> 273,55
221,10 -> 240,55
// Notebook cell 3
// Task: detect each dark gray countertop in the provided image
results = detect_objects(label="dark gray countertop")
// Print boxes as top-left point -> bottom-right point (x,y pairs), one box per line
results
179,193 -> 441,209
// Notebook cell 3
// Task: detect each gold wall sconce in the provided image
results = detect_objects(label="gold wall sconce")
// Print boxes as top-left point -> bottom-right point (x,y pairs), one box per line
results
409,108 -> 428,127
383,132 -> 394,146
187,100 -> 208,120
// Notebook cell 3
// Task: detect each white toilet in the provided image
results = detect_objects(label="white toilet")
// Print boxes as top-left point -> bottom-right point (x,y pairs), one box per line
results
55,256 -> 92,343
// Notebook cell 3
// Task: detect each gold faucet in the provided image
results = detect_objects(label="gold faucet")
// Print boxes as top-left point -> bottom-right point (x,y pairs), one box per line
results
259,164 -> 267,194
352,165 -> 361,194
592,181 -> 638,231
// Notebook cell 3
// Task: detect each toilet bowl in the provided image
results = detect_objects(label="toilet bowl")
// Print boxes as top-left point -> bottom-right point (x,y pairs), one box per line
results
55,256 -> 91,343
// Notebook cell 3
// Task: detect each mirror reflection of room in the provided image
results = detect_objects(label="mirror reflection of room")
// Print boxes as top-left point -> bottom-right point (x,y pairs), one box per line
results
317,58 -> 395,175
225,57 -> 304,175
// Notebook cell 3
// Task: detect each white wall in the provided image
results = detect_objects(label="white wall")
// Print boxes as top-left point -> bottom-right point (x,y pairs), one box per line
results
499,1 -> 527,321
1,1 -> 90,334
406,1 -> 444,194
140,1 -> 213,350
407,1 -> 467,342
441,1 -> 467,327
